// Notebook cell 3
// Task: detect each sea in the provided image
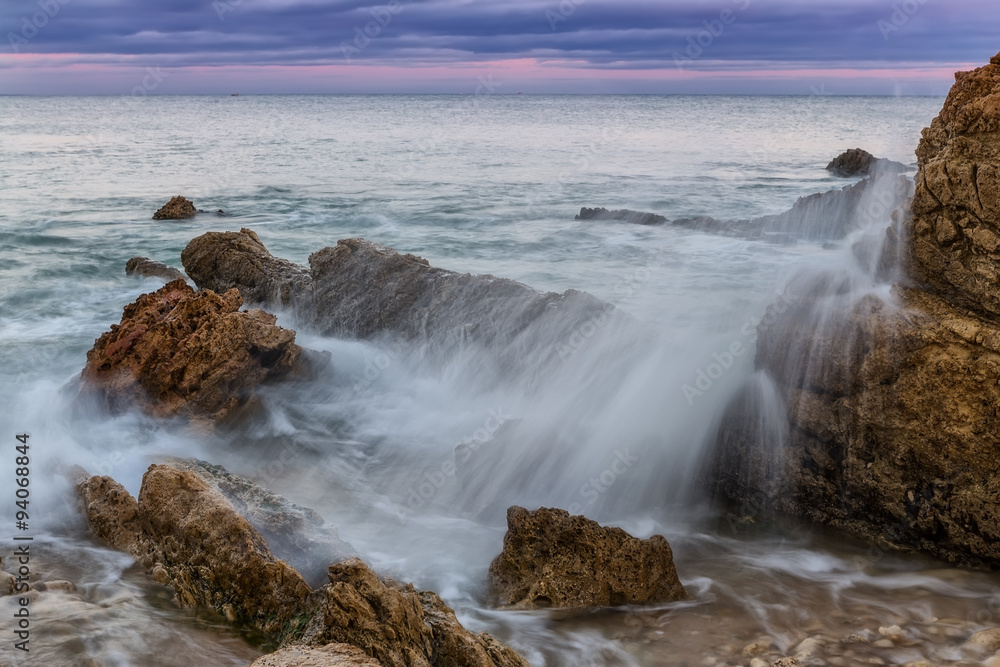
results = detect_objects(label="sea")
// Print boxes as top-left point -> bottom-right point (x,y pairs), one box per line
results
3,94 -> 1000,666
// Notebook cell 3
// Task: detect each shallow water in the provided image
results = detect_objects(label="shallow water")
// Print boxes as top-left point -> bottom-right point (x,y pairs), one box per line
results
5,94 -> 1000,667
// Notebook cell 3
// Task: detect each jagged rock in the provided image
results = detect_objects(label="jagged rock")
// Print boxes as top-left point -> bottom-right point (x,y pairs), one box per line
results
182,231 -> 627,376
249,644 -> 382,667
826,148 -> 907,177
153,196 -> 197,220
76,465 -> 312,638
76,465 -> 530,666
906,54 -> 1000,319
708,51 -> 1000,567
488,506 -> 687,608
164,458 -> 356,586
300,558 -> 528,667
575,207 -> 668,225
125,256 -> 185,282
80,278 -> 301,422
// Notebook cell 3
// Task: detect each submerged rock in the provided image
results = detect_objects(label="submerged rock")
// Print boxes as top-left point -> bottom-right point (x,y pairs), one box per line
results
576,207 -> 668,225
826,148 -> 907,177
488,506 -> 687,608
708,51 -> 1000,567
76,465 -> 529,665
80,278 -> 301,422
153,196 -> 197,220
125,256 -> 185,282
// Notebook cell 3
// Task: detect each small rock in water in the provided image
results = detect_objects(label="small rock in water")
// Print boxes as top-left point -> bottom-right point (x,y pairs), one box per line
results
841,633 -> 871,644
35,580 -> 75,593
771,658 -> 802,667
749,659 -> 769,667
125,256 -> 185,282
871,639 -> 894,648
742,639 -> 774,657
878,625 -> 904,640
152,195 -> 197,220
793,637 -> 824,659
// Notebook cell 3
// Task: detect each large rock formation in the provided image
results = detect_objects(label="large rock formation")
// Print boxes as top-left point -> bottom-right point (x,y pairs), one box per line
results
708,52 -> 1000,567
488,506 -> 687,608
182,231 -> 627,376
153,196 -> 198,220
80,278 -> 301,422
76,464 -> 529,666
906,53 -> 1000,319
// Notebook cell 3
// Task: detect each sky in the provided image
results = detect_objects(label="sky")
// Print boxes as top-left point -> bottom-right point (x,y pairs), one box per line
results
1,0 -> 998,95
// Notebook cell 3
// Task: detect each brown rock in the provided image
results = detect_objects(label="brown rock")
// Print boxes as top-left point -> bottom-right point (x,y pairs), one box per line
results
488,506 -> 688,608
300,558 -> 528,667
907,54 -> 1000,318
249,644 -> 383,667
125,256 -> 185,282
707,51 -> 1000,568
826,148 -> 906,178
153,196 -> 197,220
80,278 -> 301,422
76,466 -> 530,666
181,228 -> 312,309
181,231 -> 629,377
76,475 -> 144,556
137,465 -> 313,638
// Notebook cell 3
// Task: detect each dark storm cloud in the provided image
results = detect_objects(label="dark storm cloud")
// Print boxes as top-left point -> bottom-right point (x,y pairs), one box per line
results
3,0 -> 998,69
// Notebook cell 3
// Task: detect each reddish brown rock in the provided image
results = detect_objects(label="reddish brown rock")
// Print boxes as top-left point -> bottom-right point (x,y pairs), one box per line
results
488,506 -> 688,608
76,475 -> 144,556
80,278 -> 301,422
153,196 -> 197,220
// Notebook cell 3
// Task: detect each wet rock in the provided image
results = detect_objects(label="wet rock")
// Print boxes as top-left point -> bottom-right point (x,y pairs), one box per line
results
906,53 -> 1000,319
76,475 -> 144,556
749,660 -> 769,667
826,148 -> 908,177
878,625 -> 904,640
488,506 -> 687,608
182,231 -> 628,377
77,465 -> 313,637
300,557 -> 528,667
125,256 -> 185,282
771,658 -> 801,667
249,644 -> 382,667
139,465 -> 314,636
153,196 -> 197,220
575,207 -> 668,225
77,465 -> 529,666
707,51 -> 1000,568
164,458 -> 356,586
80,278 -> 302,422
181,228 -> 312,309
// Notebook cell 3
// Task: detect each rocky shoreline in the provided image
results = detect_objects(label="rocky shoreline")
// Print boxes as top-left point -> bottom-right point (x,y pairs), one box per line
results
47,49 -> 1000,667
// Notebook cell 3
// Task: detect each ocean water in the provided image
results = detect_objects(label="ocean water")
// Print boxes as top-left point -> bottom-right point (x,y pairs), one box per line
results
4,94 -> 1000,666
